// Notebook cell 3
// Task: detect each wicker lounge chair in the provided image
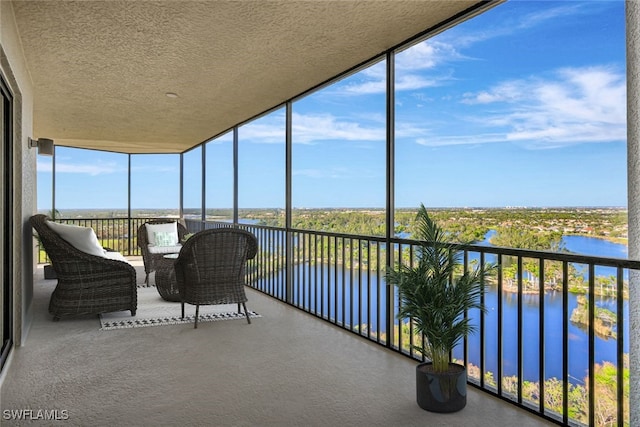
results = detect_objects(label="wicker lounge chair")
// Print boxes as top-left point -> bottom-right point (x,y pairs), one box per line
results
137,220 -> 188,284
174,228 -> 258,328
30,214 -> 137,320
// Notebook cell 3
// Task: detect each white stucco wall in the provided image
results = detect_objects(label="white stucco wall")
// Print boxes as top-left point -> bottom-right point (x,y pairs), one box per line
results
0,0 -> 35,347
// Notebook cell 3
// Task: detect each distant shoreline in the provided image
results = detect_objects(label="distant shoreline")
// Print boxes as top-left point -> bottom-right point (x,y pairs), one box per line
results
43,207 -> 629,248
49,206 -> 628,212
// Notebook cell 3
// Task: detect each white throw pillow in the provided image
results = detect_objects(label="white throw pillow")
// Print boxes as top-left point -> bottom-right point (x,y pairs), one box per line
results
146,222 -> 179,246
154,231 -> 178,246
46,220 -> 106,257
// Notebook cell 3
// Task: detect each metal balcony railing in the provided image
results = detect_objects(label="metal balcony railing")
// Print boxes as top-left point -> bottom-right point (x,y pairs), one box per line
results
187,218 -> 638,427
37,216 -> 639,426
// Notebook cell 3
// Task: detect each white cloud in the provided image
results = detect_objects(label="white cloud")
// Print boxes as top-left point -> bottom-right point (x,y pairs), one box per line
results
395,122 -> 434,140
396,40 -> 464,71
332,69 -> 450,96
455,66 -> 626,148
338,62 -> 386,95
437,2 -> 588,48
239,121 -> 286,144
463,80 -> 526,104
341,74 -> 446,95
236,112 -> 387,145
292,113 -> 385,143
235,112 -> 387,145
342,79 -> 386,95
333,2 -> 600,98
354,112 -> 385,124
397,74 -> 445,91
337,42 -> 458,95
37,160 -> 122,175
415,133 -> 509,148
516,4 -> 584,31
334,2 -> 581,97
236,65 -> 627,151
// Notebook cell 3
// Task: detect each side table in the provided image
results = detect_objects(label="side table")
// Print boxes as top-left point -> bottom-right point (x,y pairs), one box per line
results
155,253 -> 181,302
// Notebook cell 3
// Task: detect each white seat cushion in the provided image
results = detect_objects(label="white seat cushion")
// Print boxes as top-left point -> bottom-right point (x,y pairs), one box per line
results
148,244 -> 182,254
46,220 -> 106,257
103,250 -> 131,264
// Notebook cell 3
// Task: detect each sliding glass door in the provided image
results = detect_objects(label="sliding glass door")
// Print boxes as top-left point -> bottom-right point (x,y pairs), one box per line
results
0,75 -> 12,371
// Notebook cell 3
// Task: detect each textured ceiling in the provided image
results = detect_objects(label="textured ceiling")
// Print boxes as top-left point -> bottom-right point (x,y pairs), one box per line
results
11,0 -> 496,154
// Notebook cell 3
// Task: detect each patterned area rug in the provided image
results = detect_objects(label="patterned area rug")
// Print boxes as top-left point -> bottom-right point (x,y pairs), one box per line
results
99,286 -> 261,330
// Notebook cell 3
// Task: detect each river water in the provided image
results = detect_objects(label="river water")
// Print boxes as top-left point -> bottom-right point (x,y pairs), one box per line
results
290,234 -> 629,385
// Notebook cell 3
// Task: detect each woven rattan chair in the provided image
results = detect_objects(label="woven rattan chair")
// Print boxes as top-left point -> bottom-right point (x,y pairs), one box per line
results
174,228 -> 258,328
30,214 -> 137,320
137,220 -> 188,284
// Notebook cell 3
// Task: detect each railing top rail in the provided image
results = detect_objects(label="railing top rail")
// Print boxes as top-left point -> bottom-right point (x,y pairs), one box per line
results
57,217 -> 178,221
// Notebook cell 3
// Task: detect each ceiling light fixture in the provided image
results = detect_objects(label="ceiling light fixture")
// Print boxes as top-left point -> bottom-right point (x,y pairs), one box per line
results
165,92 -> 179,98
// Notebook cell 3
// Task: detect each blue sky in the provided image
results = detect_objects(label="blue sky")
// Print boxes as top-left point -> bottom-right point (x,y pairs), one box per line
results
38,0 -> 627,210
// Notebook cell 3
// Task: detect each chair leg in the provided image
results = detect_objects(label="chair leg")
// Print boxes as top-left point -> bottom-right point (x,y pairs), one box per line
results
181,301 -> 185,319
145,273 -> 149,285
237,303 -> 241,314
242,302 -> 251,325
194,304 -> 200,329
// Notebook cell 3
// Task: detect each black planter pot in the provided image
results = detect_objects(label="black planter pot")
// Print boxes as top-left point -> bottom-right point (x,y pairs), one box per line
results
43,264 -> 57,280
416,362 -> 467,413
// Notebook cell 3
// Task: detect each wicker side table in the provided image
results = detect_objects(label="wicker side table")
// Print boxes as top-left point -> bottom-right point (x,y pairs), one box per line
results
155,253 -> 181,302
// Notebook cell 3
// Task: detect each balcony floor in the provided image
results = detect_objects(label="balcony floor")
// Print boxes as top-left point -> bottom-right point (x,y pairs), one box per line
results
1,260 -> 554,426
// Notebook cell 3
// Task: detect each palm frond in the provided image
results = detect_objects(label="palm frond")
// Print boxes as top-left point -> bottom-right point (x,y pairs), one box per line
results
386,204 -> 498,373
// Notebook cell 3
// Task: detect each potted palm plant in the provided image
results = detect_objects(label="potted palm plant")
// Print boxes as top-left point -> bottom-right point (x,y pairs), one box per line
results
386,204 -> 496,413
